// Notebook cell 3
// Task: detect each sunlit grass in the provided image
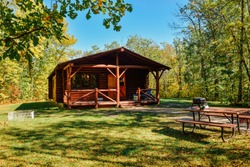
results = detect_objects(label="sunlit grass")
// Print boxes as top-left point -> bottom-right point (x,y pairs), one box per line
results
0,99 -> 250,166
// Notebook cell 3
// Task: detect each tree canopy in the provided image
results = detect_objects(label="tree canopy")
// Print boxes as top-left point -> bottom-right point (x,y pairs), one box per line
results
0,0 -> 132,61
172,0 -> 250,104
2,0 -> 250,105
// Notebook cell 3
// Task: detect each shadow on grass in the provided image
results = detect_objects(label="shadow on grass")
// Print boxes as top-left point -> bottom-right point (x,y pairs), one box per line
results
3,117 -> 249,166
12,100 -> 191,119
14,101 -> 73,118
3,104 -> 250,167
15,101 -> 56,110
152,122 -> 211,144
2,100 -> 250,165
3,121 -> 148,166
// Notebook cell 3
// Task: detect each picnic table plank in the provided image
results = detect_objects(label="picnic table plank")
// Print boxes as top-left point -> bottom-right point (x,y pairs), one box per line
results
176,119 -> 236,142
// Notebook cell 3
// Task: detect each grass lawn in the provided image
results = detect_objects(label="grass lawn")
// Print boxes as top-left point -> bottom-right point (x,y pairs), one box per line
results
0,99 -> 250,166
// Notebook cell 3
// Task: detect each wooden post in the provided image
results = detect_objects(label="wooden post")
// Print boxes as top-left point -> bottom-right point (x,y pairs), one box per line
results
62,70 -> 64,98
67,64 -> 72,109
138,87 -> 141,103
156,71 -> 160,104
95,88 -> 98,109
116,54 -> 120,107
52,71 -> 57,102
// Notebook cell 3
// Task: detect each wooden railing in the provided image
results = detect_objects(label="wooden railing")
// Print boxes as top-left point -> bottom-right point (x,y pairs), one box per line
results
136,88 -> 157,103
64,88 -> 117,108
64,88 -> 157,108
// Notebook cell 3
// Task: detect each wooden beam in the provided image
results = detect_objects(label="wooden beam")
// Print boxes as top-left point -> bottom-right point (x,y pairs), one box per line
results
150,70 -> 157,79
71,90 -> 95,104
159,70 -> 165,79
116,54 -> 120,107
99,91 -> 117,103
119,65 -> 151,69
67,65 -> 72,109
119,68 -> 127,78
53,71 -> 57,102
137,87 -> 141,103
63,63 -> 74,70
62,70 -> 65,98
70,89 -> 116,92
95,88 -> 98,109
73,64 -> 150,69
74,64 -> 117,68
70,66 -> 83,79
156,71 -> 160,105
107,68 -> 116,78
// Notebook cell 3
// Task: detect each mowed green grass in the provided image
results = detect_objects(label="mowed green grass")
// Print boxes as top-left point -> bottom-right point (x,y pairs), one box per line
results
0,99 -> 250,166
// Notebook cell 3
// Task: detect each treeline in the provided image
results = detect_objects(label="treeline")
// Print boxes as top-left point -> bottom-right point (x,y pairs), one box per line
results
0,33 -> 175,104
0,0 -> 132,104
1,0 -> 249,105
1,31 -> 249,104
81,0 -> 250,104
172,0 -> 250,104
0,25 -> 81,104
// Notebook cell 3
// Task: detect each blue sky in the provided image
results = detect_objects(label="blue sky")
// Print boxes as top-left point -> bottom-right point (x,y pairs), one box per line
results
45,0 -> 189,51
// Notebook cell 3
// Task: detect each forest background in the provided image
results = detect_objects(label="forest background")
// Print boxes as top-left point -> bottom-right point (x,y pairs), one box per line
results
1,0 -> 250,105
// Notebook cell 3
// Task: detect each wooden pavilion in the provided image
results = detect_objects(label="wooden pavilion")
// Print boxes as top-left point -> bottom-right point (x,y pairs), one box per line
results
48,47 -> 171,108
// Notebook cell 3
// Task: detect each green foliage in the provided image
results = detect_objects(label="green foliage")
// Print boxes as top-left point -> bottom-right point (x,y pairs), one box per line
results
0,0 -> 64,61
0,58 -> 23,103
0,16 -> 81,103
2,0 -> 250,105
104,41 -> 121,50
174,0 -> 250,104
0,0 -> 132,61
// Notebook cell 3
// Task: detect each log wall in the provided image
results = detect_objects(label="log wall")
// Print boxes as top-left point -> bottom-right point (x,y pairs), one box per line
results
52,68 -> 148,103
126,69 -> 148,100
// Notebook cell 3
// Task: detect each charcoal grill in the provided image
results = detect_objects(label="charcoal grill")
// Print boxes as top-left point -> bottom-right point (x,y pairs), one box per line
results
192,97 -> 207,108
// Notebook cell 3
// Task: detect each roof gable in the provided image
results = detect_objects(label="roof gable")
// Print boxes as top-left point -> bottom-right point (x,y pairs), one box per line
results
57,47 -> 170,71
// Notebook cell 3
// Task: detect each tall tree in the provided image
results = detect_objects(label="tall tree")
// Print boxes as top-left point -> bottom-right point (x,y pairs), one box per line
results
104,41 -> 121,50
175,0 -> 250,103
0,19 -> 79,103
0,0 -> 132,61
0,58 -> 22,103
172,39 -> 186,98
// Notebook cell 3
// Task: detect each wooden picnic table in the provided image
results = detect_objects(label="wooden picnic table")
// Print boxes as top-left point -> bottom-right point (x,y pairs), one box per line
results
189,107 -> 250,133
177,107 -> 250,142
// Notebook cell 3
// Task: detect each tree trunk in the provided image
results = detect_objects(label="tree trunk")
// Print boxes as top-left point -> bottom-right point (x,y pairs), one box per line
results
238,0 -> 244,103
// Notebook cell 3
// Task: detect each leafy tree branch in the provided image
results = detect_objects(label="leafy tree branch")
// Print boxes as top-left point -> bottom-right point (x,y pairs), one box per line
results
0,0 -> 132,61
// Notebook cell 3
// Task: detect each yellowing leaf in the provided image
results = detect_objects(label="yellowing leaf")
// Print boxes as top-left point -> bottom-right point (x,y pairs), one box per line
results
98,0 -> 102,7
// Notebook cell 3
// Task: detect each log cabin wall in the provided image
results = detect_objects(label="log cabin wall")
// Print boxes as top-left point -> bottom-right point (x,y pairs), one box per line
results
65,68 -> 109,102
48,76 -> 53,99
56,69 -> 63,103
52,67 -> 150,102
99,72 -> 107,89
126,69 -> 148,100
70,68 -> 108,89
48,47 -> 171,107
62,70 -> 67,98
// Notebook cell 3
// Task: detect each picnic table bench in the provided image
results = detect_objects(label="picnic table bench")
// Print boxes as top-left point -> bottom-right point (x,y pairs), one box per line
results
176,119 -> 237,142
176,107 -> 250,142
198,111 -> 250,131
